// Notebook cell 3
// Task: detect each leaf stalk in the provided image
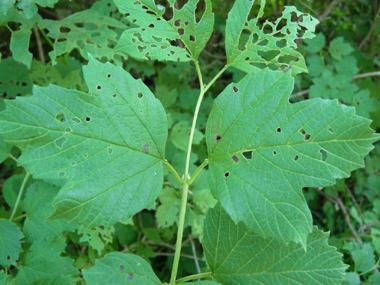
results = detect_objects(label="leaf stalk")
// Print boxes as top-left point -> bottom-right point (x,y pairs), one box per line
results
175,271 -> 212,283
9,170 -> 31,221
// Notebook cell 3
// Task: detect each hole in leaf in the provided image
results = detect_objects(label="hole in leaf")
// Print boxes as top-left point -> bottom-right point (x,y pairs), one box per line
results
137,92 -> 143,98
299,128 -> 306,135
276,127 -> 281,133
263,24 -> 273,34
161,45 -> 168,50
232,86 -> 239,92
107,147 -> 113,155
86,117 -> 91,122
242,150 -> 253,160
170,50 -> 175,55
112,94 -> 117,98
58,171 -> 66,178
138,45 -> 147,53
143,144 -> 149,153
258,50 -> 280,61
216,135 -> 222,142
276,18 -> 287,30
279,55 -> 299,64
129,273 -> 134,280
185,21 -> 189,25
107,73 -> 111,78
72,117 -> 81,124
55,136 -> 67,149
55,112 -> 67,123
82,153 -> 88,159
232,155 -> 239,163
65,127 -> 72,133
328,127 -> 334,134
189,35 -> 195,42
304,134 -> 311,141
71,161 -> 77,166
224,172 -> 230,177
145,52 -> 151,60
174,19 -> 181,27
257,39 -> 269,46
152,35 -> 162,42
320,149 -> 328,162
273,150 -> 277,155
294,155 -> 299,161
140,110 -> 143,114
120,265 -> 124,271
238,29 -> 250,50
97,85 -> 101,90
276,39 -> 287,48
178,28 -> 184,36
151,44 -> 157,48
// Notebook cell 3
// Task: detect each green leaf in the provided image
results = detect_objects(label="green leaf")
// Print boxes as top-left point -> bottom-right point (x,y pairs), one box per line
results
329,37 -> 353,61
169,120 -> 204,152
206,68 -> 379,246
15,238 -> 78,284
203,203 -> 347,285
39,9 -> 128,65
82,252 -> 162,284
343,272 -> 360,285
304,32 -> 326,53
0,135 -> 12,163
0,220 -> 23,267
0,0 -> 15,16
187,282 -> 221,285
156,186 -> 181,228
0,271 -> 15,285
16,0 -> 58,19
344,242 -> 376,273
10,27 -> 33,68
352,89 -> 378,118
22,181 -> 78,243
78,225 -> 115,255
368,273 -> 380,285
0,55 -> 168,228
225,0 -> 318,76
0,57 -> 33,98
114,0 -> 214,62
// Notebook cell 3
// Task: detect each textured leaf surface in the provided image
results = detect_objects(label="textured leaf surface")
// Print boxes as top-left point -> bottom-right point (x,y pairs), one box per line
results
0,220 -> 23,267
115,0 -> 214,61
0,135 -> 12,163
0,55 -> 168,228
22,181 -> 77,243
203,203 -> 347,285
206,68 -> 379,246
83,252 -> 162,284
15,238 -> 78,285
225,0 -> 318,75
39,9 -> 128,65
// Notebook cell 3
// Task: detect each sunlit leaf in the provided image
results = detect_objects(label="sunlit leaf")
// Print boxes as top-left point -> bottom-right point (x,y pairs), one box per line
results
206,68 -> 379,246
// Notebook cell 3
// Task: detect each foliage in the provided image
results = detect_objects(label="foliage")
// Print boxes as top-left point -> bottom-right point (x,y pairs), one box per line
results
0,0 -> 379,284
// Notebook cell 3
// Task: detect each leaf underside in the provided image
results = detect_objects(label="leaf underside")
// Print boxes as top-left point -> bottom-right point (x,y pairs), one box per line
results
225,0 -> 319,75
206,68 -> 379,246
0,55 -> 168,228
203,203 -> 347,285
114,0 -> 214,62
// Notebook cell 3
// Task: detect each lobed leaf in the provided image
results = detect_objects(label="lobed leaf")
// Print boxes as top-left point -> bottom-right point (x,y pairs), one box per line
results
206,68 -> 379,246
203,203 -> 347,285
82,252 -> 162,284
0,220 -> 23,267
16,0 -> 59,19
39,9 -> 128,65
0,135 -> 12,163
0,55 -> 168,228
225,0 -> 319,76
114,0 -> 214,62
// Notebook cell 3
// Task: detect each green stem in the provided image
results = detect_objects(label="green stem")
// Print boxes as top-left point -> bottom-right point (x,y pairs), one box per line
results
169,61 -> 228,284
164,160 -> 182,184
11,213 -> 27,222
38,27 -> 54,48
9,171 -> 31,221
188,159 -> 209,185
8,153 -> 18,163
175,272 -> 212,284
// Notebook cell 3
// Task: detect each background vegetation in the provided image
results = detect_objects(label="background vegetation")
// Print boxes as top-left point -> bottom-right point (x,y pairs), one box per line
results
0,0 -> 379,284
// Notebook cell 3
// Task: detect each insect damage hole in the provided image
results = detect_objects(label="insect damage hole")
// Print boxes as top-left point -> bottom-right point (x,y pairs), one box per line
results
85,117 -> 91,122
55,136 -> 67,149
299,128 -> 306,135
55,112 -> 67,123
232,155 -> 239,163
304,134 -> 311,141
294,155 -> 299,161
107,147 -> 113,155
319,149 -> 328,162
58,171 -> 66,178
242,150 -> 253,160
96,85 -> 102,90
216,135 -> 222,142
276,127 -> 282,133
232,85 -> 239,92
107,73 -> 111,78
327,127 -> 334,134
273,150 -> 277,155
224,172 -> 230,177
137,92 -> 144,98
72,117 -> 81,124
120,265 -> 124,271
112,94 -> 117,98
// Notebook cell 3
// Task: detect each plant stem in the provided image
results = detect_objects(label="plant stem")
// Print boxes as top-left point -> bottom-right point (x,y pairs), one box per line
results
188,159 -> 209,185
164,160 -> 182,184
175,272 -> 212,284
11,213 -> 27,221
169,61 -> 228,284
39,27 -> 54,48
9,171 -> 31,221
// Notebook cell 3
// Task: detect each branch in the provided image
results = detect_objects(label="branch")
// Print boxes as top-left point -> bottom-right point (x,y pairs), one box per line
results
33,23 -> 45,63
318,0 -> 342,22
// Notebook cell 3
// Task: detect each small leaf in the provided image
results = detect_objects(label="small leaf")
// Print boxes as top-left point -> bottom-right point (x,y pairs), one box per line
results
78,225 -> 114,255
206,68 -> 380,246
0,220 -> 23,267
329,37 -> 353,61
225,0 -> 319,75
15,238 -> 78,285
156,187 -> 181,228
203,203 -> 347,285
169,120 -> 204,152
304,32 -> 326,53
0,55 -> 168,228
82,252 -> 162,284
10,27 -> 33,68
114,0 -> 214,62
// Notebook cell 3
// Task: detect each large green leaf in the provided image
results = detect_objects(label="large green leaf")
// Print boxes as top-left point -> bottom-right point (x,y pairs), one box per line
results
225,0 -> 318,75
203,203 -> 347,285
206,68 -> 379,246
114,0 -> 214,61
82,252 -> 162,284
0,220 -> 23,267
0,55 -> 168,228
0,0 -> 15,16
15,238 -> 78,285
22,181 -> 78,243
0,135 -> 12,163
39,9 -> 128,65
